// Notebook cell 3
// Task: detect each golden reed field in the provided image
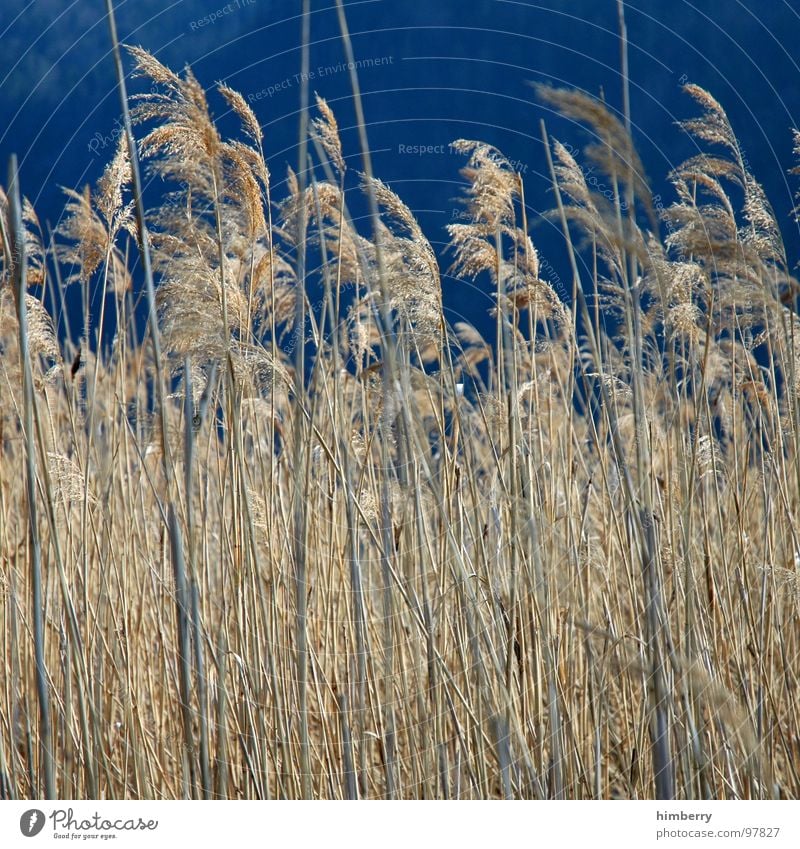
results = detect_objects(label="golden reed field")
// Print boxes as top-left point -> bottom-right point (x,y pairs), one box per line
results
1,6 -> 800,800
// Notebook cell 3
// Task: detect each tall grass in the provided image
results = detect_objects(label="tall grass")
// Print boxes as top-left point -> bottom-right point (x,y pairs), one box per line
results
1,27 -> 800,800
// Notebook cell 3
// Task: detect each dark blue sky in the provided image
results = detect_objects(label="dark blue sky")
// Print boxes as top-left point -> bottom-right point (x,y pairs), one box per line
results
2,0 -> 800,332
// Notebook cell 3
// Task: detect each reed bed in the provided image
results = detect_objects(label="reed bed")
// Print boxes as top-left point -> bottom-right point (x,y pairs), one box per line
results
1,32 -> 799,800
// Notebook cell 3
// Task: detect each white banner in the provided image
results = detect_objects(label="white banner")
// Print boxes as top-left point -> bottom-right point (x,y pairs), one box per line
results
0,800 -> 798,849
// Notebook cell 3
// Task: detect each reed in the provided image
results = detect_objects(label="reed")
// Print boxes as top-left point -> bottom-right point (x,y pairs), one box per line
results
1,12 -> 799,800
